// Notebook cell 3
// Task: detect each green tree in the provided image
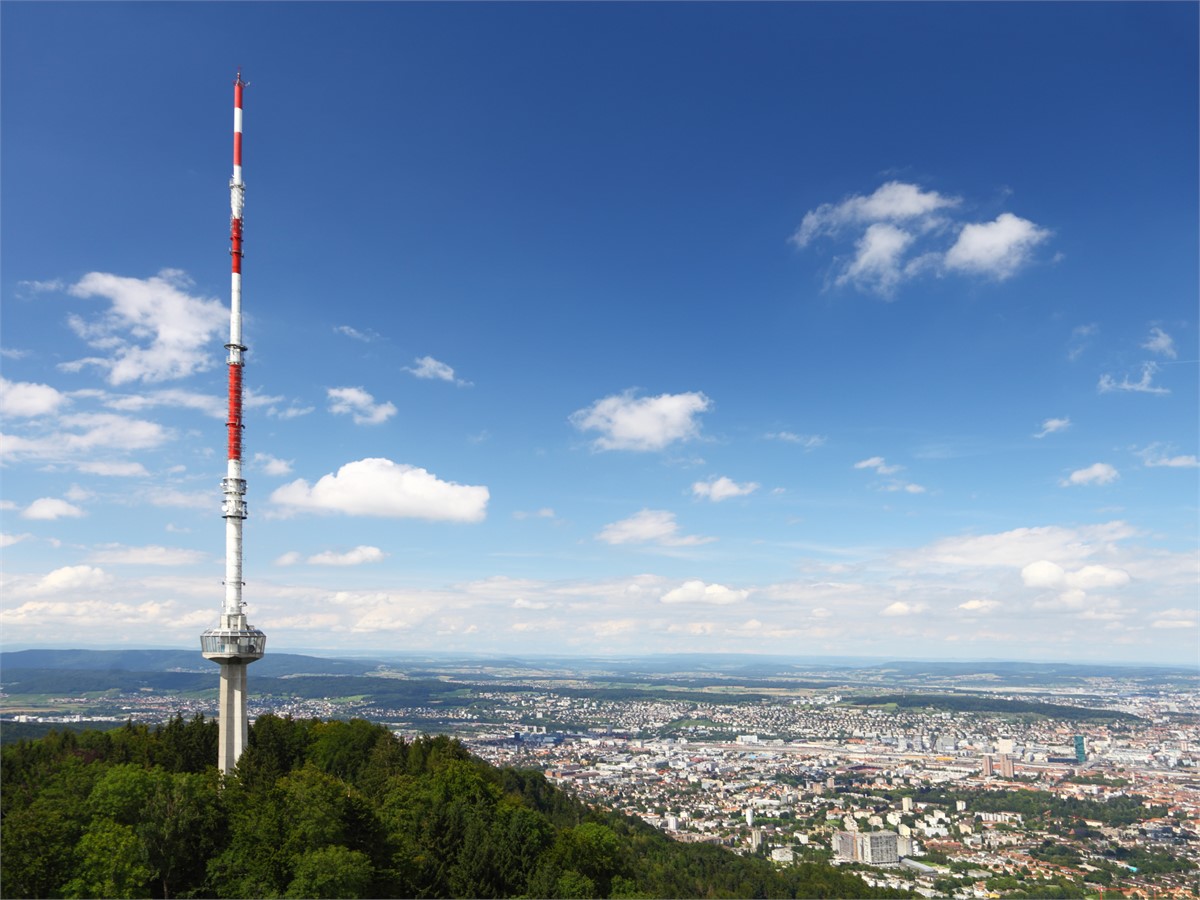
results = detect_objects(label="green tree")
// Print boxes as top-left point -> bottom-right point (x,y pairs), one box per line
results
62,820 -> 153,899
285,845 -> 374,899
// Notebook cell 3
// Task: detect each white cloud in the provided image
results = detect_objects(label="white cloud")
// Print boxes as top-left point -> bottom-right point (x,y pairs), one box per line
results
513,508 -> 557,521
334,325 -> 378,342
882,481 -> 926,494
660,580 -> 749,605
792,183 -> 1050,296
944,213 -> 1050,279
596,509 -> 714,547
88,544 -> 206,566
1021,559 -> 1066,588
1098,362 -> 1170,395
254,453 -> 294,476
1151,609 -> 1197,629
882,601 -> 927,616
0,412 -> 168,463
34,565 -> 113,594
1034,417 -> 1070,439
570,390 -> 711,451
404,356 -> 471,386
77,461 -> 150,477
958,598 -> 1000,613
1062,463 -> 1119,487
1,532 -> 32,548
275,551 -> 302,567
765,432 -> 826,449
0,377 -> 67,417
271,457 -> 489,522
1140,448 -> 1199,469
898,521 -> 1135,570
835,223 -> 915,296
22,498 -> 85,520
308,545 -> 386,566
1142,326 -> 1177,359
64,269 -> 227,384
854,456 -> 903,475
1022,560 -> 1130,591
89,388 -> 225,419
791,181 -> 960,246
327,387 -> 397,425
692,476 -> 759,502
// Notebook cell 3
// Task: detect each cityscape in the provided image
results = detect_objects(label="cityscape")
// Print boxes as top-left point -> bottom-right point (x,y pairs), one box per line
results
3,650 -> 1197,897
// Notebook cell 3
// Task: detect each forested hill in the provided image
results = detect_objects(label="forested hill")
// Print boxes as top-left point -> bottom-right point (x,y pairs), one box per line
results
1,716 -> 908,900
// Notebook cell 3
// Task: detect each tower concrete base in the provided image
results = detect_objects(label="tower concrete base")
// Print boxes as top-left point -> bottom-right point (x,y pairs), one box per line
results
217,661 -> 249,775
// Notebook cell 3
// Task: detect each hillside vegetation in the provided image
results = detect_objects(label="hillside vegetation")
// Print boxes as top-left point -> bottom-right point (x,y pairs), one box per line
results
1,715 -> 907,899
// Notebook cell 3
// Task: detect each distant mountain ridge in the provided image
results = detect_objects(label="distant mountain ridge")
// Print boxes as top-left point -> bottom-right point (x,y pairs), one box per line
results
2,648 -> 1194,684
0,648 -> 385,677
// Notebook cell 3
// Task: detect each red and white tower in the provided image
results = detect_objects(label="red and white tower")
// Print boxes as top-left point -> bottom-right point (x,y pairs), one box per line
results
201,70 -> 266,776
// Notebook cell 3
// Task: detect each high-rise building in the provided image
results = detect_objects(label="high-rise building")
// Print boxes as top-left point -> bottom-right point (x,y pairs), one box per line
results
999,754 -> 1015,779
834,831 -> 901,865
982,754 -> 995,777
1074,735 -> 1087,763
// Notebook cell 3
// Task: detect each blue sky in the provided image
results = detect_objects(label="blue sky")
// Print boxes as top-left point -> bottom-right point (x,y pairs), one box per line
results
2,2 -> 1196,664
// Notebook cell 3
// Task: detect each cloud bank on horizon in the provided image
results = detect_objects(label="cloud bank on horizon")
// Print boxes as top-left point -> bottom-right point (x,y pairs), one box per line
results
0,2 -> 1195,664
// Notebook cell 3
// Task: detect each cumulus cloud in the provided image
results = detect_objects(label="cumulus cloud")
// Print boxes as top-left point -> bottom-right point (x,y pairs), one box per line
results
327,387 -> 397,425
958,598 -> 1000,613
943,213 -> 1051,279
270,457 -> 489,522
0,412 -> 168,464
570,390 -> 711,451
1034,417 -> 1070,439
792,182 -> 1050,296
275,551 -> 302,567
254,453 -> 294,476
64,269 -> 227,384
854,456 -> 903,475
881,600 -> 927,616
835,223 -> 915,296
1142,327 -> 1177,359
0,377 -> 67,417
1098,363 -> 1169,395
34,565 -> 113,594
596,509 -> 714,547
791,181 -> 960,246
1061,463 -> 1119,487
308,545 -> 386,566
1,532 -> 32,548
1022,560 -> 1130,590
692,476 -> 759,502
22,498 -> 85,520
898,521 -> 1135,571
660,580 -> 750,605
88,545 -> 206,566
404,356 -> 471,386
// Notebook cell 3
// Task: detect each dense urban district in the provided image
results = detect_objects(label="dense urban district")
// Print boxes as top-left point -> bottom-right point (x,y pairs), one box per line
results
2,649 -> 1198,899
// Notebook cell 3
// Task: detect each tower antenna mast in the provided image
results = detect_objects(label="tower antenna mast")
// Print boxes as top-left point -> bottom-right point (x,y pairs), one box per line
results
201,69 -> 266,776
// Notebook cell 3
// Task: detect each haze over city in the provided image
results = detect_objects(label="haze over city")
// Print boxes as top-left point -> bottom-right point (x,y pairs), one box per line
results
1,3 -> 1196,665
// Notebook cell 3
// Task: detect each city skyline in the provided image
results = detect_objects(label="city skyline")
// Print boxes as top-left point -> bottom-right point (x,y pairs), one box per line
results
1,3 -> 1196,664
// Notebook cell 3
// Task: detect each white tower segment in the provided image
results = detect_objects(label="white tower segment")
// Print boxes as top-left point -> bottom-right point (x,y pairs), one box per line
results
201,69 -> 265,776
